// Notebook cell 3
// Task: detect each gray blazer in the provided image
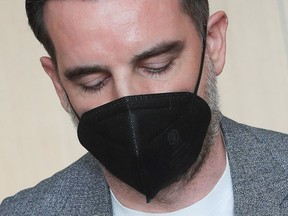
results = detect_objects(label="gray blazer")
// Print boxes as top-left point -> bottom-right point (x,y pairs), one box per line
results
1,117 -> 288,215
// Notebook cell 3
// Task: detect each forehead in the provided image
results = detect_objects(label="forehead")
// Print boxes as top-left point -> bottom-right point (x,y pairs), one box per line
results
45,0 -> 184,23
44,0 -> 197,69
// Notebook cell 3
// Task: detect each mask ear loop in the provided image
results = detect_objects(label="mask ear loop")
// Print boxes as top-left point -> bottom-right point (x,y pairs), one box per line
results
194,24 -> 207,95
63,90 -> 81,121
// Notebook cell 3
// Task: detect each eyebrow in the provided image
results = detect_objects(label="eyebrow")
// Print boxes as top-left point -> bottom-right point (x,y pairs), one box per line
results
64,65 -> 111,81
131,40 -> 184,64
63,40 -> 185,81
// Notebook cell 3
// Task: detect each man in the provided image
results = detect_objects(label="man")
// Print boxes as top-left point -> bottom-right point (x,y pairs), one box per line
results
1,0 -> 287,215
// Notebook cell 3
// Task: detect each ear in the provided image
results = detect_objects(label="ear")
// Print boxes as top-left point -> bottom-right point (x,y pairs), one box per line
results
207,11 -> 228,76
40,57 -> 69,112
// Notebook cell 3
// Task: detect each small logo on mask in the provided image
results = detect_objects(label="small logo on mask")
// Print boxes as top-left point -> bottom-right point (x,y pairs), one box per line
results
168,129 -> 181,146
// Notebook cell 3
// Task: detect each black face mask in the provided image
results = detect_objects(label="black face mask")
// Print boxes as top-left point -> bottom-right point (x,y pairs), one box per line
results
75,26 -> 210,202
77,92 -> 211,202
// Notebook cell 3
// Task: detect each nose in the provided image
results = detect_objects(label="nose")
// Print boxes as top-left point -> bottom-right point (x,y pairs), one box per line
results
112,72 -> 151,99
113,74 -> 138,98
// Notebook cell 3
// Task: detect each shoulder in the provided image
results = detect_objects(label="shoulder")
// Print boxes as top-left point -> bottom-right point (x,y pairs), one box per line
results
221,116 -> 288,168
221,116 -> 288,214
221,116 -> 288,149
0,153 -> 112,216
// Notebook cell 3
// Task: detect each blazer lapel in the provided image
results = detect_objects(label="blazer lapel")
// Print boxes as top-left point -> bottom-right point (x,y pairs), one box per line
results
221,117 -> 288,215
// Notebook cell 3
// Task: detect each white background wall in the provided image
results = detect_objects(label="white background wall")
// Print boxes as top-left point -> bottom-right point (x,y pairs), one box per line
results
1,1 -> 287,202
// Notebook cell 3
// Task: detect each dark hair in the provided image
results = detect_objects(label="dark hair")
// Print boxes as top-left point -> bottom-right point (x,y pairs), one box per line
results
25,0 -> 209,66
180,0 -> 209,38
26,1 -> 56,65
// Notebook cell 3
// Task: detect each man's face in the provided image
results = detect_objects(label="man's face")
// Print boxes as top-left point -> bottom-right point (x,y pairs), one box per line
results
44,0 -> 206,115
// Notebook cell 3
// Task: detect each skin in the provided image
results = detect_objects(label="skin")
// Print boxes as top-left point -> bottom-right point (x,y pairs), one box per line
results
41,0 -> 228,213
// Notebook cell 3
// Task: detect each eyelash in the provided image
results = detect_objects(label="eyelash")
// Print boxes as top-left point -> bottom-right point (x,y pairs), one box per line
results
79,61 -> 174,93
142,61 -> 174,77
80,77 -> 110,93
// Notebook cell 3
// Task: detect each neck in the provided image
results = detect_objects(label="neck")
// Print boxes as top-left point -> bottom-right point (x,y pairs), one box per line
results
105,131 -> 226,213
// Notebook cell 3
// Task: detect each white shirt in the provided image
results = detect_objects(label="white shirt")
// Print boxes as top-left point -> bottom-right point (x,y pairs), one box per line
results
111,156 -> 234,216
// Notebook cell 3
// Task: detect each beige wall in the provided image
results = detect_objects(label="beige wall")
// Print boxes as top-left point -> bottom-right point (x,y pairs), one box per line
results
212,0 -> 288,133
1,1 -> 287,202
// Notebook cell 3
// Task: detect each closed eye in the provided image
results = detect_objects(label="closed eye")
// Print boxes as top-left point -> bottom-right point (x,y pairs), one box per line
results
78,73 -> 111,93
141,61 -> 174,77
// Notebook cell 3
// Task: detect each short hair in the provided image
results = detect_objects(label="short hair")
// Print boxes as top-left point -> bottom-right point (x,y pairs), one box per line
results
25,0 -> 209,66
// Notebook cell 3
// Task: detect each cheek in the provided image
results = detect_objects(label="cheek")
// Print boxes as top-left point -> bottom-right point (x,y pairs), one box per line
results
169,62 -> 201,93
60,81 -> 112,116
165,43 -> 203,93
